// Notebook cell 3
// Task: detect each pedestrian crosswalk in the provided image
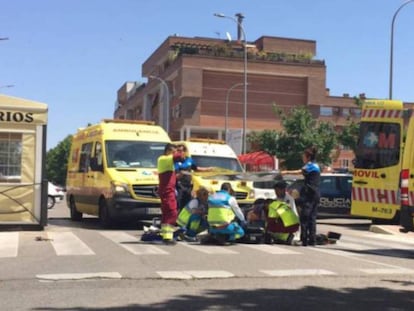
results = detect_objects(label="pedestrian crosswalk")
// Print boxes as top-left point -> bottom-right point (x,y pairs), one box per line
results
1,230 -> 414,281
0,230 -> 413,260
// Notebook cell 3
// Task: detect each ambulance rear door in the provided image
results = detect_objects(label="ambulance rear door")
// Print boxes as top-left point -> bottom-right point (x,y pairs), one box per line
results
351,100 -> 404,222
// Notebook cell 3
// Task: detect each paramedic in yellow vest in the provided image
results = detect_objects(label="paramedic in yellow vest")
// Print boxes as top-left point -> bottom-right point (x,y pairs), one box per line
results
176,186 -> 209,241
157,143 -> 184,245
207,182 -> 246,242
273,179 -> 300,242
265,199 -> 300,245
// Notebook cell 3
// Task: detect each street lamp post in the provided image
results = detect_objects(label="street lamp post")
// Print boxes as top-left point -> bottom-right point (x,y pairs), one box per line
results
149,75 -> 170,133
225,82 -> 247,144
214,13 -> 248,154
389,0 -> 414,99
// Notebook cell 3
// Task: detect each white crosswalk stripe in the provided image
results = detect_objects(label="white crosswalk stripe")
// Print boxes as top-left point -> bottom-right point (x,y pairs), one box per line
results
157,270 -> 234,280
260,269 -> 337,277
0,232 -> 18,258
359,268 -> 414,275
241,244 -> 301,254
99,231 -> 169,255
48,232 -> 95,256
181,243 -> 239,254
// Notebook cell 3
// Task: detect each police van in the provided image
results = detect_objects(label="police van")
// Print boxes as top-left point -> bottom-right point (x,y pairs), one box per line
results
351,100 -> 404,225
173,138 -> 255,209
66,119 -> 170,226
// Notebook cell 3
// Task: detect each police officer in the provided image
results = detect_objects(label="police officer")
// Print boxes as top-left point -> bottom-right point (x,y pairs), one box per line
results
282,146 -> 320,246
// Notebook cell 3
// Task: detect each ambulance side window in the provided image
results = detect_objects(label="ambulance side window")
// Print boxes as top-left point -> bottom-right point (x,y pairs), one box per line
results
354,122 -> 401,169
79,142 -> 93,173
90,142 -> 103,172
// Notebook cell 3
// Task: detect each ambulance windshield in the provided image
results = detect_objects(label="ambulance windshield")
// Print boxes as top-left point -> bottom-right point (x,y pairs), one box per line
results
353,122 -> 401,169
192,155 -> 243,172
105,140 -> 166,168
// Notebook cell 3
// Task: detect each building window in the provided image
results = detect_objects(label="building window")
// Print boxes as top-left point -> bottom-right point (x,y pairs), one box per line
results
0,133 -> 22,182
320,107 -> 333,116
126,109 -> 134,119
342,108 -> 350,117
172,104 -> 181,119
341,159 -> 349,168
352,108 -> 361,118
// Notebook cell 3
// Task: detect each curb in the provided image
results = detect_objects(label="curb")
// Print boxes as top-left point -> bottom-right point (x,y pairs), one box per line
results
370,224 -> 414,240
369,225 -> 394,235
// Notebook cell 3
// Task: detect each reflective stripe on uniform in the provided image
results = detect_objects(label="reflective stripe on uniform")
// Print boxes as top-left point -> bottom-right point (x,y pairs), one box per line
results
207,207 -> 234,226
161,224 -> 175,240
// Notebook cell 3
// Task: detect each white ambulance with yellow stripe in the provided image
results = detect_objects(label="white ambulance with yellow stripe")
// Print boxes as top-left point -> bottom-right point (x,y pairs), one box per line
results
351,100 -> 404,224
173,138 -> 255,209
66,119 -> 170,227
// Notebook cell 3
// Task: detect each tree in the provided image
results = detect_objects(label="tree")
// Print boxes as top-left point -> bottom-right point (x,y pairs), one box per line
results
248,129 -> 279,155
46,135 -> 72,186
249,106 -> 337,169
336,96 -> 363,153
337,120 -> 360,153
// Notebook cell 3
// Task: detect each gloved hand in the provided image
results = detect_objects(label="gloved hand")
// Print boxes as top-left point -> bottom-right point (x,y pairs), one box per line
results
240,220 -> 248,229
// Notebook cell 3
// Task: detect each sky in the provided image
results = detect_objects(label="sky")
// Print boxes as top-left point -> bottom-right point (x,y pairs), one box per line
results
1,0 -> 414,150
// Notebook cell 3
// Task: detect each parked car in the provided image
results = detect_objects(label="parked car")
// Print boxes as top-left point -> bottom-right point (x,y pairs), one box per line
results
287,173 -> 353,217
48,182 -> 65,209
246,171 -> 301,200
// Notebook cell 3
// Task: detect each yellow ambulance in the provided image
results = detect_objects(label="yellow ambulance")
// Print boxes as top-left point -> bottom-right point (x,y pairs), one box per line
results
400,109 -> 414,231
66,119 -> 170,226
351,100 -> 404,224
173,138 -> 255,209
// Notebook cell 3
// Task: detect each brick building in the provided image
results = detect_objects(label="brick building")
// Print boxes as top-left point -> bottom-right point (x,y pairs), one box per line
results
114,34 -> 359,170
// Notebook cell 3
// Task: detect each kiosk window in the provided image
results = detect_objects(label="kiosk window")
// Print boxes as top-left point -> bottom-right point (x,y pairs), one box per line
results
0,133 -> 22,182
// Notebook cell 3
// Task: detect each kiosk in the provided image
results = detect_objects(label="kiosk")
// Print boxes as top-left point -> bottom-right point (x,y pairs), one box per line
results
0,94 -> 48,229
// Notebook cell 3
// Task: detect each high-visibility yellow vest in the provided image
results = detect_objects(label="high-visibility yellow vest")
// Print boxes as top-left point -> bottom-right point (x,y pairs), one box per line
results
177,203 -> 194,227
207,191 -> 235,226
157,154 -> 174,174
268,201 -> 299,227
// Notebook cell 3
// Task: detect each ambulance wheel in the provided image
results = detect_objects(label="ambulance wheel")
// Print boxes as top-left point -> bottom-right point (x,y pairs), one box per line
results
69,197 -> 83,221
99,199 -> 112,228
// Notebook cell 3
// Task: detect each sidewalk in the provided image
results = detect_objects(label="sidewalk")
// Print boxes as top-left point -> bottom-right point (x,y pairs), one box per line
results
370,224 -> 414,240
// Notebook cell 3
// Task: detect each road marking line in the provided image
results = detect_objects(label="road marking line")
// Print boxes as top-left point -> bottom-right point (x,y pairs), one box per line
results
48,232 -> 95,256
308,246 -> 363,257
157,270 -> 234,279
260,269 -> 337,277
181,243 -> 238,254
241,244 -> 301,254
36,272 -> 122,281
360,268 -> 414,275
341,235 -> 414,250
0,232 -> 18,258
99,231 -> 168,255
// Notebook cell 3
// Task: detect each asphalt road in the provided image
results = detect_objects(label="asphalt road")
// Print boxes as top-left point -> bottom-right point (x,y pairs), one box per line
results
0,198 -> 413,311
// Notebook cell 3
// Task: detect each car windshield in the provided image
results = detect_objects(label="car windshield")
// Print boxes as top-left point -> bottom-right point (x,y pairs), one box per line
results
354,121 -> 401,169
105,140 -> 166,168
192,155 -> 243,172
